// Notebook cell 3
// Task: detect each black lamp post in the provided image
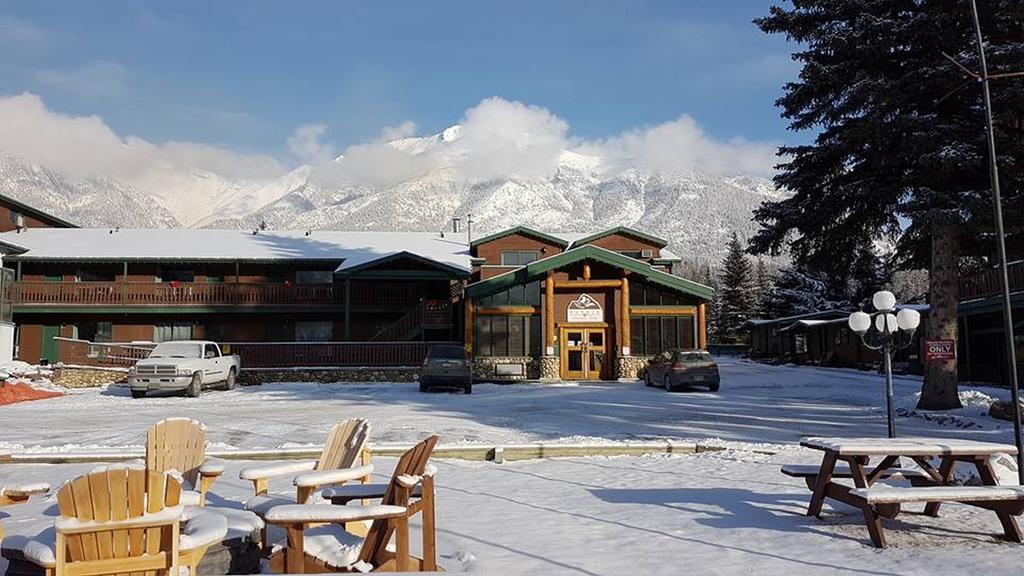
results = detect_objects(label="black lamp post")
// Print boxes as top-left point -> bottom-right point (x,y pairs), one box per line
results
848,290 -> 922,438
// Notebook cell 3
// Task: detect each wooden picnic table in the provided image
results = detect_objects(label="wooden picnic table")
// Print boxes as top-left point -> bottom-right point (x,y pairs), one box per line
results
799,436 -> 1022,547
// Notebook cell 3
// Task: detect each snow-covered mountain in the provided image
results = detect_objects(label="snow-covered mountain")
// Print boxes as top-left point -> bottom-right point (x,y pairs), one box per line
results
0,126 -> 786,263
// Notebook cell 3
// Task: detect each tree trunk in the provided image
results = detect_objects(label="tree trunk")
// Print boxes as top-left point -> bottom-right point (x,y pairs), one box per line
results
917,213 -> 962,410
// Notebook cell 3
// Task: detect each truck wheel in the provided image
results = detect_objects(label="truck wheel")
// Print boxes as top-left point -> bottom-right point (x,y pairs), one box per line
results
643,371 -> 654,387
131,390 -> 146,399
664,376 -> 677,392
186,372 -> 202,398
224,368 -> 238,390
463,382 -> 472,395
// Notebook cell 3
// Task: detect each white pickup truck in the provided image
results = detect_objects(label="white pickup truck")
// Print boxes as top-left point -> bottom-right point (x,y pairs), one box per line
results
128,340 -> 241,399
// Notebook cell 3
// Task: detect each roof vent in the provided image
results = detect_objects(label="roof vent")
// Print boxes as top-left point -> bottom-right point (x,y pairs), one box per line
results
305,230 -> 312,237
452,217 -> 461,234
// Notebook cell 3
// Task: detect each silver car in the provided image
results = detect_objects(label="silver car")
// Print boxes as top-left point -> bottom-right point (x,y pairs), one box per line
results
643,349 -> 721,392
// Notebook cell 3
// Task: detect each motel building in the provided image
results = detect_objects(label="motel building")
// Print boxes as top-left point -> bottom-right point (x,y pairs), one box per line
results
0,205 -> 713,381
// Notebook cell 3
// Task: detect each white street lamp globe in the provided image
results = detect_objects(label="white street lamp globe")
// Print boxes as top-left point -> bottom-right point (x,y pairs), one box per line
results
848,311 -> 871,334
896,308 -> 921,331
875,313 -> 897,333
872,290 -> 897,312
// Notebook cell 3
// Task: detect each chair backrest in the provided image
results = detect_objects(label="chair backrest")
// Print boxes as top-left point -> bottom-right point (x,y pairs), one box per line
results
315,419 -> 369,471
56,467 -> 182,574
358,435 -> 438,566
146,418 -> 206,488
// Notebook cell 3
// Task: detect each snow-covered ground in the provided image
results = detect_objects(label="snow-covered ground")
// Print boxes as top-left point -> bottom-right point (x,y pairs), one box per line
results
0,359 -> 1015,454
1,359 -> 1021,575
3,453 -> 1024,575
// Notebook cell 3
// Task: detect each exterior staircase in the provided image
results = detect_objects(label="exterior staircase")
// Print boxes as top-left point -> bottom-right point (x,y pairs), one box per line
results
369,299 -> 453,341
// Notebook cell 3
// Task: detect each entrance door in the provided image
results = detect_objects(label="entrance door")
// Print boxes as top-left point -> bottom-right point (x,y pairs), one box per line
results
561,327 -> 607,380
41,325 -> 60,363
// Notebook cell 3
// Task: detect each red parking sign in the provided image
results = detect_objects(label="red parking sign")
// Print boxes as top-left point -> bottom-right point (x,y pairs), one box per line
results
923,339 -> 956,362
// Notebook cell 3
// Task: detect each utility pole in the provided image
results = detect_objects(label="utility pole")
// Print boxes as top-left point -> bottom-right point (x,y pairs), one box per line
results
968,0 -> 1023,483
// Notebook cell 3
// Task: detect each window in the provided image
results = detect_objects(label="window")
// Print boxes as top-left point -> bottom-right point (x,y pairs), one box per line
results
473,315 -> 541,357
795,333 -> 808,354
500,251 -> 539,266
75,321 -> 112,343
154,322 -> 193,342
477,281 -> 541,307
618,250 -> 643,259
631,316 -> 695,355
295,321 -> 333,342
295,270 -> 333,284
159,269 -> 195,282
9,210 -> 21,224
203,344 -> 220,358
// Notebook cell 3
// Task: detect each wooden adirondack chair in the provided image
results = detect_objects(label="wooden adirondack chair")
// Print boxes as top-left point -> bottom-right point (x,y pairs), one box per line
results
146,418 -> 224,506
240,419 -> 372,548
264,435 -> 439,573
53,468 -> 183,576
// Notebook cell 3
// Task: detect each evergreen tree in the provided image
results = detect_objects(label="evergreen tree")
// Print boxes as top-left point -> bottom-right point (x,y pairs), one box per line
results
850,244 -> 892,308
763,265 -> 847,319
752,1 -> 1024,409
716,233 -> 755,343
752,258 -> 774,318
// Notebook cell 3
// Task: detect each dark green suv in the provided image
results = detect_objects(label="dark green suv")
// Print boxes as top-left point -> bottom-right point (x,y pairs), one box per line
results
419,344 -> 472,394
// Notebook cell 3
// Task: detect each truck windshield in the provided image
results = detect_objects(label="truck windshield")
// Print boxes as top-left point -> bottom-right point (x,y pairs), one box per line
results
149,342 -> 202,359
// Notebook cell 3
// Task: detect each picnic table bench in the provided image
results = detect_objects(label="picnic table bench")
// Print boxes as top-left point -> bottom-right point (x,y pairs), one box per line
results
791,436 -> 1023,548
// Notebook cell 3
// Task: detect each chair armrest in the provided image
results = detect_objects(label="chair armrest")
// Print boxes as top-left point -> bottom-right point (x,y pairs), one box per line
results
293,465 -> 374,489
238,460 -> 317,481
264,504 -> 406,525
199,458 -> 226,477
1,483 -> 50,498
396,464 -> 437,488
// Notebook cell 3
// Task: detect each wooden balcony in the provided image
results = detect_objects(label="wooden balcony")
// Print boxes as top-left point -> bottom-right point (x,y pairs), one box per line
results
9,280 -> 437,309
959,261 -> 1024,301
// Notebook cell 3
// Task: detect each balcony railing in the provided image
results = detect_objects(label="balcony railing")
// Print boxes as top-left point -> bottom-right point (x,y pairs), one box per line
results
959,261 -> 1024,301
10,281 -> 437,308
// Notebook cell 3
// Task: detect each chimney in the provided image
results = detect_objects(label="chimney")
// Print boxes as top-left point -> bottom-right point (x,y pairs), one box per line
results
452,217 -> 461,234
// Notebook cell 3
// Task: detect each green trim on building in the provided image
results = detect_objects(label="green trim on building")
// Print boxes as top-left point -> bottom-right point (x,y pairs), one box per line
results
566,226 -> 668,249
466,244 -> 714,301
337,251 -> 470,278
470,226 -> 569,248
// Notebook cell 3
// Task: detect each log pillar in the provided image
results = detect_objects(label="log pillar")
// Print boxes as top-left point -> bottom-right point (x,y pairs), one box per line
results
621,276 -> 630,354
582,261 -> 591,281
545,272 -> 555,354
698,302 -> 708,350
464,297 -> 474,353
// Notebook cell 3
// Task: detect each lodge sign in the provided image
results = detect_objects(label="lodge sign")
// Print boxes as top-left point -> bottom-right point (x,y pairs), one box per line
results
567,293 -> 603,323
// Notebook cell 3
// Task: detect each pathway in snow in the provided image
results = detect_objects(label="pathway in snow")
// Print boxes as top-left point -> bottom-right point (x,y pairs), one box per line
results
0,359 -> 1012,454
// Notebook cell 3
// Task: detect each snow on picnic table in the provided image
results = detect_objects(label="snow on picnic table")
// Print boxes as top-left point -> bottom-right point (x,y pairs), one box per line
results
0,359 -> 1014,454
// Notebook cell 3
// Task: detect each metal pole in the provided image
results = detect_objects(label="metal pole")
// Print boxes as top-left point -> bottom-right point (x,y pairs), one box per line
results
882,319 -> 896,438
970,0 -> 1023,483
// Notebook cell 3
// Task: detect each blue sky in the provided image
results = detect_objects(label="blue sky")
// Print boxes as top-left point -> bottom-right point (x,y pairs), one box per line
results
0,1 -> 798,163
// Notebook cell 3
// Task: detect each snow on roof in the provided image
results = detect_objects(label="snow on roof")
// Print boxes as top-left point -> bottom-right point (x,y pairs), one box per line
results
0,228 -> 471,272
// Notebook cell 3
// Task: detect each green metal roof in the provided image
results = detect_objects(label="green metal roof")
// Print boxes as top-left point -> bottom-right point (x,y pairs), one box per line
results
466,244 -> 713,300
470,226 -> 569,248
566,226 -> 668,249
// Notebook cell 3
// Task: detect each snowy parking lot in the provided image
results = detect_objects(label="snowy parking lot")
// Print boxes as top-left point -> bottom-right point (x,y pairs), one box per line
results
2,360 -> 1022,574
0,359 -> 1016,453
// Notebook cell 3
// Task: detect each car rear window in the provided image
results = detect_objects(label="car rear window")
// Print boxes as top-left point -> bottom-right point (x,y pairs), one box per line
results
429,346 -> 465,359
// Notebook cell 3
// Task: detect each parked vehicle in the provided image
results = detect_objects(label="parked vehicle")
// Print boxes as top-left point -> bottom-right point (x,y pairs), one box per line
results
643,349 -> 720,392
419,344 -> 472,394
128,340 -> 241,398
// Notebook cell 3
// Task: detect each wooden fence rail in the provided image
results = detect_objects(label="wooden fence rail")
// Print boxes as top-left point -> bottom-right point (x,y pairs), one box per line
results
55,338 -> 456,369
959,261 -> 1024,301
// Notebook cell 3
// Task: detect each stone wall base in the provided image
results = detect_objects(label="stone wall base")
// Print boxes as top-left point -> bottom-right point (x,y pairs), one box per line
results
238,367 -> 419,385
52,366 -> 128,388
472,356 -> 540,380
616,356 -> 650,379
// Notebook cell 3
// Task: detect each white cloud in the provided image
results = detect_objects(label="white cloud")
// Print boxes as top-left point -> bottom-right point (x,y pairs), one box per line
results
286,123 -> 334,163
452,97 -> 569,181
0,92 -> 283,184
380,121 -> 417,141
0,16 -> 47,49
578,114 -> 778,177
33,61 -> 128,96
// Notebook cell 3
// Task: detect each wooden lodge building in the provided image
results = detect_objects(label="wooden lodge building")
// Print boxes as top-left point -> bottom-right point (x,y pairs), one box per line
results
0,220 -> 713,381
